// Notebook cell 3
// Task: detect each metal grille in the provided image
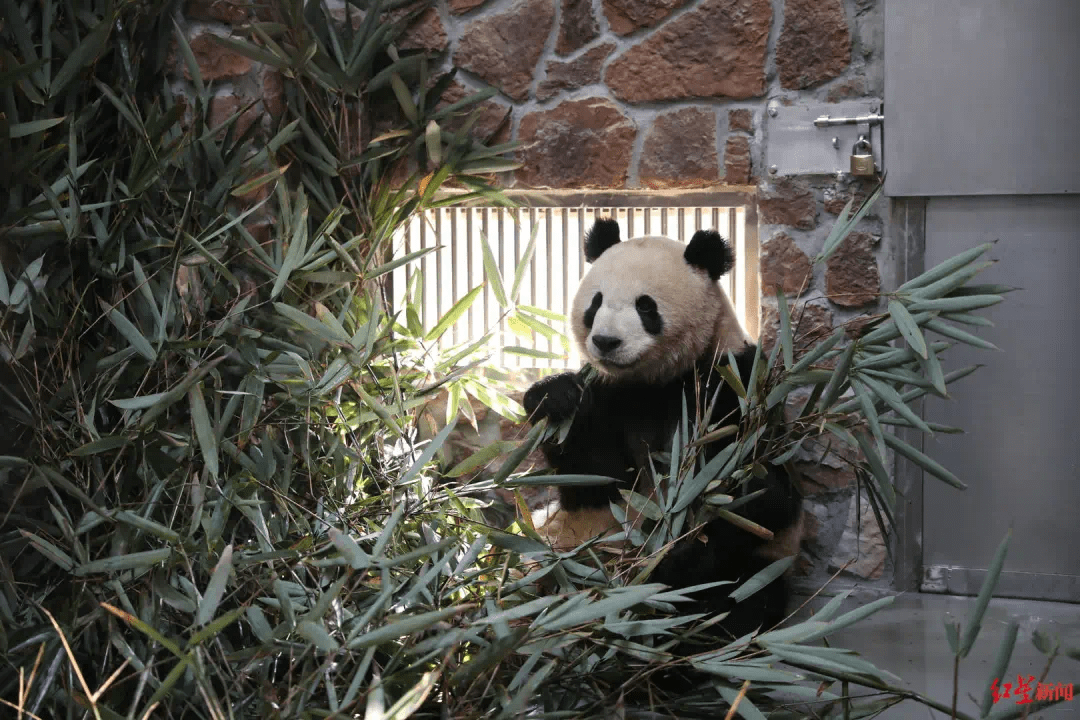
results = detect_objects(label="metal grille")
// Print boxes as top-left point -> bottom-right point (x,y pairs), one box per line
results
391,203 -> 755,370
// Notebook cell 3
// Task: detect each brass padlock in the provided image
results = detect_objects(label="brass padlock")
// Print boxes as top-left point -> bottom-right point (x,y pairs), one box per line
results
850,135 -> 875,176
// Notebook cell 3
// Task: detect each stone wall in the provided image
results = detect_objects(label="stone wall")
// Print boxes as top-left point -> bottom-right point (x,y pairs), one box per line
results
173,0 -> 896,591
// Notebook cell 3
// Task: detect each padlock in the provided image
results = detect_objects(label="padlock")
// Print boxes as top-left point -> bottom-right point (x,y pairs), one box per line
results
850,135 -> 875,176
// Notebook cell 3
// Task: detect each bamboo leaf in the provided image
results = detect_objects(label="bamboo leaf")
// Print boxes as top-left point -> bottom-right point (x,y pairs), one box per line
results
889,300 -> 928,358
188,384 -> 219,478
897,241 -> 995,293
76,548 -> 172,576
8,116 -> 66,138
197,544 -> 233,626
70,436 -> 129,456
776,292 -> 794,368
980,621 -> 1019,717
99,299 -> 156,362
425,285 -> 484,343
959,530 -> 1011,657
480,233 -> 507,307
728,556 -> 795,603
857,373 -> 934,436
297,620 -> 341,651
510,225 -> 539,303
883,432 -> 967,489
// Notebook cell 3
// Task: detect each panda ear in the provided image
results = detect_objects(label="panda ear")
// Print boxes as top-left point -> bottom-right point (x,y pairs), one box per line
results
583,217 -> 621,262
684,229 -> 735,280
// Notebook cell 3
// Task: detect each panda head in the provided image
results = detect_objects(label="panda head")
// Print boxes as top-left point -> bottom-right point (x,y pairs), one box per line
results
572,217 -> 750,384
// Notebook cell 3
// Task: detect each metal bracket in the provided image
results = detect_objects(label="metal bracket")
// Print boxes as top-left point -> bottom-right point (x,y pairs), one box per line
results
765,100 -> 885,177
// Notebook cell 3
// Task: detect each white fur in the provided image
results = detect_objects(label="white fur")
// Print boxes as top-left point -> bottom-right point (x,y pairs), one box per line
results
572,235 -> 750,384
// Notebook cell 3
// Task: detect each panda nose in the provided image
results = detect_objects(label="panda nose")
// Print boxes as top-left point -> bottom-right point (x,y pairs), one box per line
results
592,335 -> 622,354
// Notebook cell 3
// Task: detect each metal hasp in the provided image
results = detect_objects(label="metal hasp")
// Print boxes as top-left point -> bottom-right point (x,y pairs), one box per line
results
814,112 -> 885,127
764,100 -> 884,177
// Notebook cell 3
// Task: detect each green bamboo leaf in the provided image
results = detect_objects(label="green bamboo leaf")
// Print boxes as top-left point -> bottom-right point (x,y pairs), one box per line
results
503,346 -> 564,360
275,302 -> 350,345
924,317 -> 999,351
959,530 -> 1011,658
19,530 -> 76,571
945,619 -> 960,654
908,294 -> 1004,313
510,225 -> 539,303
231,164 -> 288,198
329,528 -> 372,569
537,586 -> 659,632
115,511 -> 180,543
446,440 -> 516,478
692,660 -> 803,683
8,116 -> 66,138
197,544 -> 233,626
776,293 -> 794,368
347,606 -> 466,650
897,241 -> 995,293
729,556 -> 796,603
76,548 -> 172,576
367,246 -> 438,279
390,73 -> 418,124
386,671 -> 438,720
884,432 -> 966,489
188,384 -> 219,479
857,373 -> 934,436
852,379 -> 887,460
790,327 -> 845,374
480,233 -> 507,306
425,119 -> 442,167
399,418 -> 457,487
980,620 -> 1019,716
918,343 -> 949,396
209,34 -> 289,69
70,436 -> 129,456
909,260 -> 996,300
99,299 -> 156,362
460,158 -> 522,175
816,182 -> 884,262
239,375 -> 265,444
425,284 -> 484,343
52,15 -> 111,95
853,431 -> 893,510
246,606 -> 275,643
187,607 -> 244,648
297,620 -> 341,651
889,300 -> 928,358
109,392 -> 170,410
818,341 -> 855,410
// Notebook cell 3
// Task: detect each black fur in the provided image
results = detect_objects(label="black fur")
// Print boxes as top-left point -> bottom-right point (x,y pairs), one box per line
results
583,292 -> 602,329
583,217 -> 621,261
684,229 -> 736,281
635,295 -> 663,335
523,343 -> 802,639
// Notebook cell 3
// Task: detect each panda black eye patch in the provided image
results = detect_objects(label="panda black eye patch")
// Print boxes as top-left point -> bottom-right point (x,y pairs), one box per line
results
635,295 -> 663,335
583,292 -> 603,329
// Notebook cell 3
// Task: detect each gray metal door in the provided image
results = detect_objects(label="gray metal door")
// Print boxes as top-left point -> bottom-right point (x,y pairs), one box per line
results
885,1 -> 1080,602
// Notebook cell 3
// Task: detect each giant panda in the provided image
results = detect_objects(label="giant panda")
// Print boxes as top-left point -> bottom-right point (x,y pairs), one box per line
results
522,217 -> 805,639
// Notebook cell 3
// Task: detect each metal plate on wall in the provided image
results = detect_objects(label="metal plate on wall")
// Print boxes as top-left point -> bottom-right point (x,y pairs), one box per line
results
765,100 -> 883,177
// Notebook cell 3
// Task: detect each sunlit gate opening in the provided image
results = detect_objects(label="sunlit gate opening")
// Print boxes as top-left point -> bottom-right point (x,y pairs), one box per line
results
390,195 -> 759,371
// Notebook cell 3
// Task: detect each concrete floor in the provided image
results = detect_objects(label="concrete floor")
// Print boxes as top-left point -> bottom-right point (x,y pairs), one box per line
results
791,592 -> 1080,719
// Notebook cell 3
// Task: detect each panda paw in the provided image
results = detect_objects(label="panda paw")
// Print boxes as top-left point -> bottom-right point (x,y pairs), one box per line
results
523,372 -> 583,424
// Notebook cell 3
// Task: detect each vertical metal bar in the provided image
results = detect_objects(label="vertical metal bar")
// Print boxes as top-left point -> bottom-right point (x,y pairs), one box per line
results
660,206 -> 668,236
480,208 -> 488,345
729,207 -> 738,303
742,200 -> 760,342
434,209 -> 442,327
466,206 -> 474,346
